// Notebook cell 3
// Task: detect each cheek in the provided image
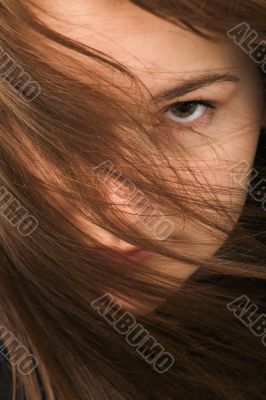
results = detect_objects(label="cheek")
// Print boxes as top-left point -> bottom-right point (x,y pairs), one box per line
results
219,100 -> 262,169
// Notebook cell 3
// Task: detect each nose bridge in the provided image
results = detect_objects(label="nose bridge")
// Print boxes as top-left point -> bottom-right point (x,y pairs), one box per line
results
108,178 -> 158,233
109,184 -> 138,222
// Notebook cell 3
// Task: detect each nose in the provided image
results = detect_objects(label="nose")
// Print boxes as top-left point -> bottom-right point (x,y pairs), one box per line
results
36,155 -> 145,253
61,191 -> 143,252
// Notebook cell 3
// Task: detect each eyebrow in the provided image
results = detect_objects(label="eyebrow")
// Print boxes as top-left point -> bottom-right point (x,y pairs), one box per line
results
152,72 -> 240,103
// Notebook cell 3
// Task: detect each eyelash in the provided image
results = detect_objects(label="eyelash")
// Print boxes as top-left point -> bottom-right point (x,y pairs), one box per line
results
162,98 -> 217,128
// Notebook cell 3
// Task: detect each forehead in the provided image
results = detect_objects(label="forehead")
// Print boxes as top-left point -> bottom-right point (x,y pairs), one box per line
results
34,0 -> 246,90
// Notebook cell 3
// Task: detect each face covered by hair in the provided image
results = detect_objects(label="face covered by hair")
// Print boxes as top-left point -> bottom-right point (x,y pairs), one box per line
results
32,0 -> 265,283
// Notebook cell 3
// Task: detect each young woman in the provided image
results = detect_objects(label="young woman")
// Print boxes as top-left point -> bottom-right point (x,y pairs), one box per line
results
0,0 -> 265,399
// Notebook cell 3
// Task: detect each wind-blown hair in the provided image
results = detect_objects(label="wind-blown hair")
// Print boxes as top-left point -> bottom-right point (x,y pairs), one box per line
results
0,1 -> 265,399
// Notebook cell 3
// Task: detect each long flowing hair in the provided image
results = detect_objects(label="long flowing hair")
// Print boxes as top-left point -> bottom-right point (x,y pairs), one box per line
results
0,1 -> 265,399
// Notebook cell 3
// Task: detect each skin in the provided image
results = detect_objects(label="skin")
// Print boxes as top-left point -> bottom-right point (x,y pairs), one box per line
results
33,0 -> 265,283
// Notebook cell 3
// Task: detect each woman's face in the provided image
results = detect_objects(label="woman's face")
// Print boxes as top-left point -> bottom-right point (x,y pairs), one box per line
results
35,0 -> 265,280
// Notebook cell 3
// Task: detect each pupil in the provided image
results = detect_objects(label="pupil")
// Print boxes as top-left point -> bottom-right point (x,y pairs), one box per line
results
172,102 -> 197,117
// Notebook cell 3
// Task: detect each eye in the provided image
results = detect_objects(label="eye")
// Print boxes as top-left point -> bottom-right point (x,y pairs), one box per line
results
164,99 -> 216,125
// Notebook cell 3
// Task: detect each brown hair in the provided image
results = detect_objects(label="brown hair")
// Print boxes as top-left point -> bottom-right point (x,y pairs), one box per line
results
0,0 -> 266,399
